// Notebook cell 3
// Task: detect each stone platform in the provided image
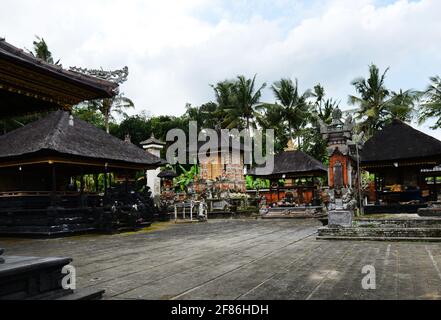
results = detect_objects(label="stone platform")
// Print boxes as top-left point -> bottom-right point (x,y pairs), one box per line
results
261,206 -> 326,219
5,219 -> 441,300
418,203 -> 441,217
0,249 -> 104,300
318,216 -> 441,241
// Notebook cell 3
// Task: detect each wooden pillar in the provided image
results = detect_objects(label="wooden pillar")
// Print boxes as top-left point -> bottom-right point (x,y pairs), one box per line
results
51,164 -> 57,206
375,174 -> 381,206
80,168 -> 85,194
80,167 -> 85,208
125,170 -> 129,194
94,174 -> 98,193
103,173 -> 108,196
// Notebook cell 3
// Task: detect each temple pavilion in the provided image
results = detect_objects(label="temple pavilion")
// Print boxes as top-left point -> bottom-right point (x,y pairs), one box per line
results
248,150 -> 327,206
361,119 -> 441,214
0,39 -> 162,235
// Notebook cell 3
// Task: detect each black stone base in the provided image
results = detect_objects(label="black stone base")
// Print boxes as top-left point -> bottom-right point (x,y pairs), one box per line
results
364,204 -> 428,214
0,255 -> 104,300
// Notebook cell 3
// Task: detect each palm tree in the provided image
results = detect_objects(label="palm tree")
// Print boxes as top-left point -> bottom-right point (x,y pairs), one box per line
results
419,76 -> 441,129
231,75 -> 267,132
86,94 -> 135,133
255,103 -> 288,153
387,89 -> 420,123
211,80 -> 241,129
349,64 -> 419,137
311,84 -> 338,124
349,64 -> 391,138
270,78 -> 311,148
31,36 -> 60,65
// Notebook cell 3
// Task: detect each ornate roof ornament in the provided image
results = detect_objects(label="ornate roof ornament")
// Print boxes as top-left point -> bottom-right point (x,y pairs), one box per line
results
69,66 -> 129,94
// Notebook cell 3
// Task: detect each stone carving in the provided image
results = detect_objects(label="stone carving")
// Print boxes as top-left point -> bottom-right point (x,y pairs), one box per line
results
68,66 -> 129,95
328,210 -> 353,228
343,188 -> 358,211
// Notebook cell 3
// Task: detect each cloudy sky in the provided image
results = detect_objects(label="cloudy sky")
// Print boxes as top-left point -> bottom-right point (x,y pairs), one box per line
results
1,0 -> 441,137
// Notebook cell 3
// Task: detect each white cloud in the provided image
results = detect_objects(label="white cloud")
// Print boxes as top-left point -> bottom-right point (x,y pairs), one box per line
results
1,0 -> 441,138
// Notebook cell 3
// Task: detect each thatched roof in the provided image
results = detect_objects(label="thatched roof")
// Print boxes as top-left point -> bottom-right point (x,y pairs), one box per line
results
249,150 -> 327,178
360,119 -> 441,165
0,111 -> 162,169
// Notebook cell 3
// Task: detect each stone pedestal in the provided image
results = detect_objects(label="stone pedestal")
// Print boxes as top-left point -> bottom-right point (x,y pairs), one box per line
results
328,210 -> 353,227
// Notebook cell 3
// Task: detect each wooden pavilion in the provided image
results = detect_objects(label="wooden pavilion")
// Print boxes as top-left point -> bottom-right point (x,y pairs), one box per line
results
0,111 -> 162,235
249,150 -> 327,206
0,39 -> 162,235
361,119 -> 441,213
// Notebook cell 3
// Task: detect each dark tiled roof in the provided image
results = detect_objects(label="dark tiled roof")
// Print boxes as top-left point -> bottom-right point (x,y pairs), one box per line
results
0,38 -> 118,98
141,135 -> 166,146
249,150 -> 327,177
360,119 -> 441,163
0,111 -> 162,167
157,170 -> 179,178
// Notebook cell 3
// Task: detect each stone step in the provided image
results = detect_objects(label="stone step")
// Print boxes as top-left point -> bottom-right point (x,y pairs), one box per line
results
318,227 -> 441,238
357,218 -> 441,229
316,236 -> 441,242
57,288 -> 105,300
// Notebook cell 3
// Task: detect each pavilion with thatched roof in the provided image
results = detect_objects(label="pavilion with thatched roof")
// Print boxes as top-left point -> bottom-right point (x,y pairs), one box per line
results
0,111 -> 163,235
248,150 -> 327,206
0,39 -> 163,236
361,119 -> 441,213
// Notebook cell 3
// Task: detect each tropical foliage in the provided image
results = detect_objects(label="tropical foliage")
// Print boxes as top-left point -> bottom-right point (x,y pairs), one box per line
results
349,64 -> 420,138
419,76 -> 441,129
175,165 -> 199,192
31,36 -> 60,65
7,36 -> 441,176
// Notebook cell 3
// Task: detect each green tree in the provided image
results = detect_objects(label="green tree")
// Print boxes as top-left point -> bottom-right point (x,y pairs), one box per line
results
185,102 -> 225,130
72,105 -> 106,129
231,75 -> 267,132
302,84 -> 339,163
255,103 -> 288,153
85,94 -> 135,134
349,64 -> 391,138
270,78 -> 311,148
113,113 -> 151,146
211,80 -> 241,129
349,64 -> 417,137
31,36 -> 60,65
387,89 -> 420,122
419,76 -> 441,129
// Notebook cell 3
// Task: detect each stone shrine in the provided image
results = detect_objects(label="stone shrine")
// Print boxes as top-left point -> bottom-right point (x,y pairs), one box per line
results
320,108 -> 359,226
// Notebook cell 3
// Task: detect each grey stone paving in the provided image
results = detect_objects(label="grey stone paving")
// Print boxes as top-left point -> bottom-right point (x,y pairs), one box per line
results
2,219 -> 441,300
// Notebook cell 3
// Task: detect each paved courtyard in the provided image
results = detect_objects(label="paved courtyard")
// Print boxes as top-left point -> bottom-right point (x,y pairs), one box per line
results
2,219 -> 441,300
